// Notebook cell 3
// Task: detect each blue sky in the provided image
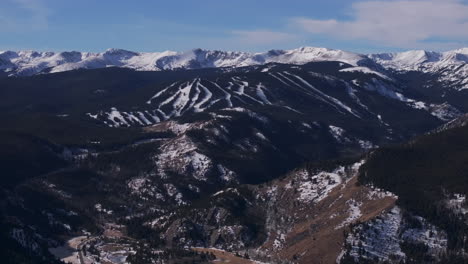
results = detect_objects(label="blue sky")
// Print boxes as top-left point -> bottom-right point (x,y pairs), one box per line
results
1,0 -> 468,53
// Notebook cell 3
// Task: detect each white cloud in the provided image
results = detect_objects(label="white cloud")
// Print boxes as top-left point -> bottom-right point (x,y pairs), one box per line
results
231,30 -> 297,45
292,0 -> 468,49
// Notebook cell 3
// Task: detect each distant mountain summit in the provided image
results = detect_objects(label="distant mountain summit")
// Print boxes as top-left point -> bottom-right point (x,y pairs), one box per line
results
0,47 -> 371,76
369,48 -> 468,70
2,46 -> 468,90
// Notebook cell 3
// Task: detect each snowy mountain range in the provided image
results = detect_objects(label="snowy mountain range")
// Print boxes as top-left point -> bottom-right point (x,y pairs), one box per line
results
369,48 -> 468,70
3,46 -> 468,91
1,47 -> 466,75
0,47 -> 366,76
2,46 -> 468,264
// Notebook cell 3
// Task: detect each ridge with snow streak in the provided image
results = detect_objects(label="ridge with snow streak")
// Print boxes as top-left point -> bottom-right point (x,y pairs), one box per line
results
86,69 -> 375,128
84,62 -> 457,140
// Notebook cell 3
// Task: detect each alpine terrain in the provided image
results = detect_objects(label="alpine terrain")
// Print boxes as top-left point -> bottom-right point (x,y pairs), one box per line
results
1,46 -> 468,264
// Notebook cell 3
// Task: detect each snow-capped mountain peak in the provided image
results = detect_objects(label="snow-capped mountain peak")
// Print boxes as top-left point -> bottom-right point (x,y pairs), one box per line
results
442,48 -> 468,62
270,46 -> 366,66
370,48 -> 468,69
0,47 -> 371,76
368,47 -> 468,90
369,50 -> 441,68
1,46 -> 468,85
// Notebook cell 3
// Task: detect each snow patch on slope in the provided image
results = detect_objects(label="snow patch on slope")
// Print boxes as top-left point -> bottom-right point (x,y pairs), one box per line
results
343,206 -> 448,263
297,166 -> 345,203
340,66 -> 391,81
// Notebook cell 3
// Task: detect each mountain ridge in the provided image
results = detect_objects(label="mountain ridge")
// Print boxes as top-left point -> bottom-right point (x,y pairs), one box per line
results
3,46 -> 468,77
2,46 -> 468,264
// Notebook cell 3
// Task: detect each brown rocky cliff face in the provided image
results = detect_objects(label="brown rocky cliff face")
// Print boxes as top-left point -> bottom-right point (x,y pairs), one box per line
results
160,161 -> 398,264
254,162 -> 396,264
